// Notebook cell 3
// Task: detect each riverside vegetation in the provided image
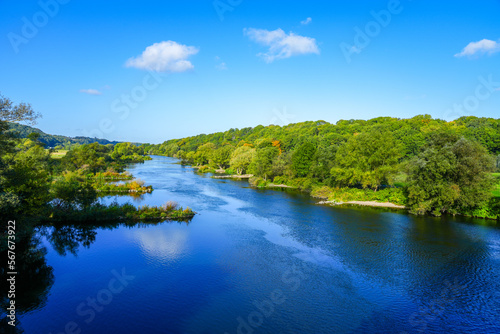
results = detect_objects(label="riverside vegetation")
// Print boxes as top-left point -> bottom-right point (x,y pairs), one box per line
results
141,116 -> 500,220
0,93 -> 195,238
2,92 -> 499,225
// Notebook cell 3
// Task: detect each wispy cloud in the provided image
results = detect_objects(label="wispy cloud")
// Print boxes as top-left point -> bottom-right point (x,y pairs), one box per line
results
216,62 -> 227,70
455,39 -> 500,58
215,56 -> 227,70
244,28 -> 319,63
125,41 -> 199,72
80,89 -> 102,95
301,17 -> 312,25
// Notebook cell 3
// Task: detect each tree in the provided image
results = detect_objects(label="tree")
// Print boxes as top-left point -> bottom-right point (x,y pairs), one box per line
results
62,143 -> 112,173
51,173 -> 97,210
292,141 -> 316,177
2,145 -> 52,215
254,137 -> 274,148
0,93 -> 42,216
249,147 -> 279,180
230,146 -> 255,175
194,143 -> 216,165
210,145 -> 234,169
406,137 -> 495,216
0,92 -> 40,125
310,145 -> 336,182
27,132 -> 46,147
331,129 -> 403,190
272,151 -> 292,178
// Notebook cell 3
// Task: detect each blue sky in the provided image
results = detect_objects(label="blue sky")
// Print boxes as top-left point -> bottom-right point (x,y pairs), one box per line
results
1,0 -> 499,143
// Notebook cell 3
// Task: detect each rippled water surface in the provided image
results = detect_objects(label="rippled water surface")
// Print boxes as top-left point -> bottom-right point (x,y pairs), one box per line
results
14,156 -> 500,333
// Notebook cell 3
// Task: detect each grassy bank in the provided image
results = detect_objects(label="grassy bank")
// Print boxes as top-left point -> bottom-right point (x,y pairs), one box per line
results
311,186 -> 407,206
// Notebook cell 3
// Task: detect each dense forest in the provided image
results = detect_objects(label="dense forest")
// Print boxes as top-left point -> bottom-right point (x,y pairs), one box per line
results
142,115 -> 500,219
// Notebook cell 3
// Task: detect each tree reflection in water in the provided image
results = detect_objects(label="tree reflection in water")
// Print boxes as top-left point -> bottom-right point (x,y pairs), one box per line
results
0,218 -> 193,332
0,231 -> 54,333
41,225 -> 98,256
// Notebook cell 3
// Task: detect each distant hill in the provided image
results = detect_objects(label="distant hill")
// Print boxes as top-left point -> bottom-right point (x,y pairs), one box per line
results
8,122 -> 121,148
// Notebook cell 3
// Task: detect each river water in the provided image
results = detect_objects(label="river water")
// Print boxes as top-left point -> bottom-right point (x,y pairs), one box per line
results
10,156 -> 500,333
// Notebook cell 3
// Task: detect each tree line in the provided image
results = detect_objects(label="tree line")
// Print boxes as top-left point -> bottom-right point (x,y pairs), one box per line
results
142,115 -> 500,218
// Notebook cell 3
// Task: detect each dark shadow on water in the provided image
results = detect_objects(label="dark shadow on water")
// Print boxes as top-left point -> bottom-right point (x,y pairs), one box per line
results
0,231 -> 54,333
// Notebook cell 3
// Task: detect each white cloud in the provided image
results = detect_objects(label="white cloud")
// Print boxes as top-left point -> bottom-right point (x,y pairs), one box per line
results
455,39 -> 500,58
80,89 -> 102,95
216,62 -> 228,70
301,17 -> 312,25
244,28 -> 319,62
125,41 -> 199,72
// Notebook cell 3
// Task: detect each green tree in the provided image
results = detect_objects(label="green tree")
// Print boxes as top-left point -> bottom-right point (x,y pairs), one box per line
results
0,93 -> 44,216
249,147 -> 279,180
292,141 -> 316,177
406,137 -> 495,215
51,173 -> 97,210
62,143 -> 114,173
310,145 -> 336,183
210,145 -> 234,169
272,151 -> 292,178
27,132 -> 46,147
254,138 -> 274,148
332,129 -> 403,190
230,146 -> 255,175
194,143 -> 216,165
2,145 -> 51,215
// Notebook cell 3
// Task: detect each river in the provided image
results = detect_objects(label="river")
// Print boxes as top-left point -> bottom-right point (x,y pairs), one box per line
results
10,156 -> 500,333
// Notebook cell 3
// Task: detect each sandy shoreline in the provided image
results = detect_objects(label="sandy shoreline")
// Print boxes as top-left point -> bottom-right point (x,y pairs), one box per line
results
318,200 -> 406,209
212,174 -> 253,179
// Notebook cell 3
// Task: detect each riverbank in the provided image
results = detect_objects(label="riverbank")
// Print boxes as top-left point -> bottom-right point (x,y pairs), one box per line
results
171,159 -> 499,221
317,200 -> 406,209
212,174 -> 253,179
